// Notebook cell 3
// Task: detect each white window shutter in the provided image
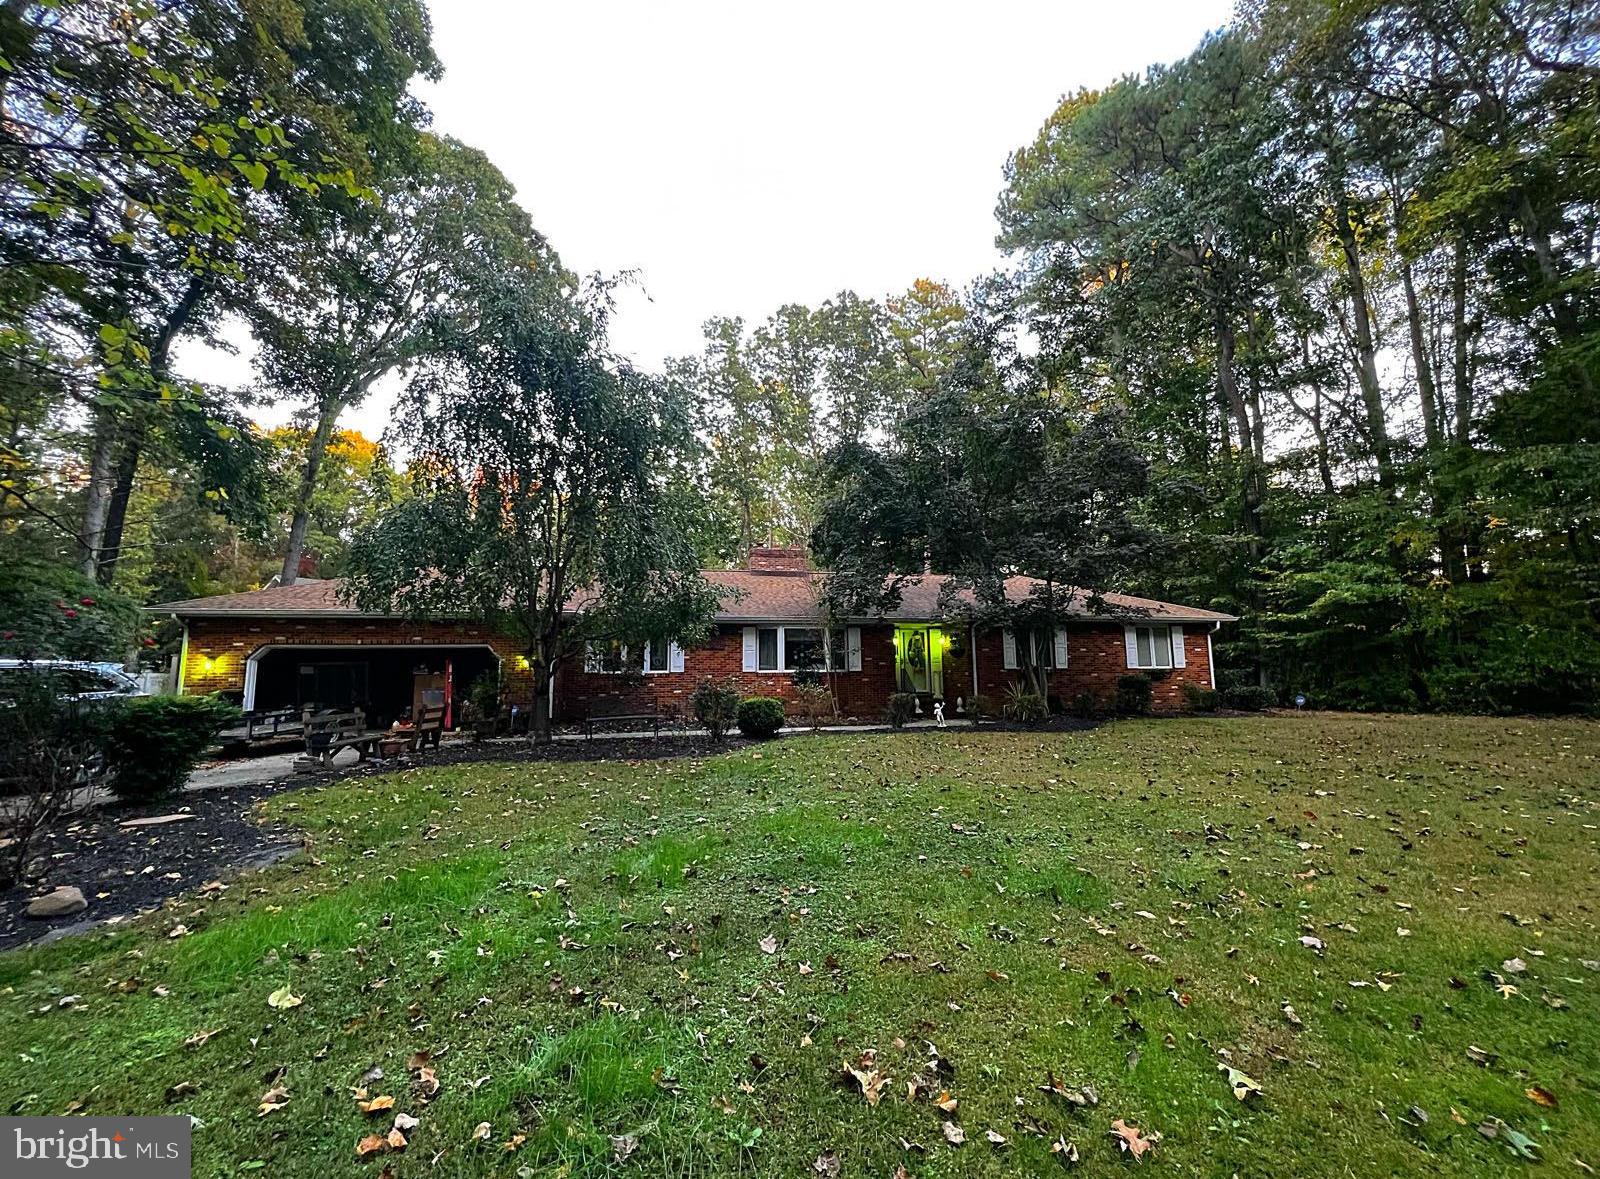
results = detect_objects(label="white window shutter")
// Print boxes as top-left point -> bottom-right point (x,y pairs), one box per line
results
668,641 -> 685,673
584,642 -> 600,673
1002,629 -> 1018,670
846,627 -> 862,672
742,627 -> 758,672
1170,626 -> 1186,668
1053,627 -> 1069,668
1123,626 -> 1139,668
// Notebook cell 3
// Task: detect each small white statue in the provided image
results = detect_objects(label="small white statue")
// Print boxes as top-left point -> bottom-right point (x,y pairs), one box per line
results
932,700 -> 946,728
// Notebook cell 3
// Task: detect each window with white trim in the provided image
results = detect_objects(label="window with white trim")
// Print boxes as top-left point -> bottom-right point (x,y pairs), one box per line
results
642,636 -> 670,674
1130,624 -> 1174,669
1004,627 -> 1061,669
756,627 -> 780,671
748,626 -> 850,673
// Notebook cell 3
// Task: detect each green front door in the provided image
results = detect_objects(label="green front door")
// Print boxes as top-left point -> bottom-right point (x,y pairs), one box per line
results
894,625 -> 944,698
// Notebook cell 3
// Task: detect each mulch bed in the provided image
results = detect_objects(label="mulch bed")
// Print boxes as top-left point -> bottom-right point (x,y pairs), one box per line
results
0,734 -> 747,952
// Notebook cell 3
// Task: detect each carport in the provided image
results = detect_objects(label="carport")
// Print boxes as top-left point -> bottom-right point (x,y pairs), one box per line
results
241,644 -> 500,728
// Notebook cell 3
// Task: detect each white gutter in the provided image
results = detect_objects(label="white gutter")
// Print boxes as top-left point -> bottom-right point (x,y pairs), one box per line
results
174,615 -> 189,695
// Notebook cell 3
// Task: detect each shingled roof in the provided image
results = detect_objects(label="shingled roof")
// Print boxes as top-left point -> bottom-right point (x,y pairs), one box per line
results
152,571 -> 1234,625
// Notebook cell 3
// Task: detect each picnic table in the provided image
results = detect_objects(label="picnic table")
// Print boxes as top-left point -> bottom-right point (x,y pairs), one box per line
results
302,704 -> 449,766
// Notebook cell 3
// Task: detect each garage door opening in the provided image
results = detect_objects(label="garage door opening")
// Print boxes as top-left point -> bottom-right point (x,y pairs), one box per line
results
244,645 -> 499,728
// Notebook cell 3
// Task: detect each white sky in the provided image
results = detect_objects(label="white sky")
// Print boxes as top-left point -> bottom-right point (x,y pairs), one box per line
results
178,0 -> 1233,443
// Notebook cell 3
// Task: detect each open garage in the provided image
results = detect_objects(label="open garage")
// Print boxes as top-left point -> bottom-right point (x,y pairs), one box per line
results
241,644 -> 500,728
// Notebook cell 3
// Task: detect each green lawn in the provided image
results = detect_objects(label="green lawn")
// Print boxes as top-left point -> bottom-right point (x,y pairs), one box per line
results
2,716 -> 1597,1177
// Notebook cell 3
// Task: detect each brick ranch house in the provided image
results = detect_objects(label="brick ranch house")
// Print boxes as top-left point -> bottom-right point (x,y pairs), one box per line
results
153,547 -> 1234,725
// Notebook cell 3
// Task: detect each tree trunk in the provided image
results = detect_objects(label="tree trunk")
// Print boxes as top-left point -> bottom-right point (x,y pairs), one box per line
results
90,276 -> 207,582
1401,258 -> 1442,452
1332,197 -> 1394,489
1451,236 -> 1473,447
528,656 -> 553,744
77,406 -> 119,578
1215,314 -> 1263,542
96,424 -> 145,585
280,398 -> 345,585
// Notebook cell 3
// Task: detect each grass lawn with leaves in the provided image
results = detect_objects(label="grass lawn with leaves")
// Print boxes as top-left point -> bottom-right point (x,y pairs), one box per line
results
1,715 -> 1597,1177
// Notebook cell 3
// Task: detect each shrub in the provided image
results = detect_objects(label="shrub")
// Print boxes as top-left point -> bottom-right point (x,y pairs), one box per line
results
793,682 -> 834,730
1182,682 -> 1219,712
1069,690 -> 1098,719
466,671 -> 501,731
0,677 -> 112,886
0,560 -> 142,661
1115,673 -> 1153,715
1001,681 -> 1048,725
885,692 -> 917,728
968,694 -> 996,719
736,696 -> 786,738
104,694 -> 239,802
691,677 -> 741,740
1223,684 -> 1276,711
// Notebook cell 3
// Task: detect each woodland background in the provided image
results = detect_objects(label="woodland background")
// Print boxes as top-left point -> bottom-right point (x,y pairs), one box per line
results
3,0 -> 1597,713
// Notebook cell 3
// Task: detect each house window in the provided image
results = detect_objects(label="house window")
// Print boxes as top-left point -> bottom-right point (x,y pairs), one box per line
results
1028,628 -> 1056,670
1131,625 -> 1173,669
642,636 -> 670,674
783,627 -> 827,672
757,627 -> 780,671
586,639 -> 629,674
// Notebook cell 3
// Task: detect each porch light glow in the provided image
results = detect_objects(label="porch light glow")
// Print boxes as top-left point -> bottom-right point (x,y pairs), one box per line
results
516,655 -> 530,670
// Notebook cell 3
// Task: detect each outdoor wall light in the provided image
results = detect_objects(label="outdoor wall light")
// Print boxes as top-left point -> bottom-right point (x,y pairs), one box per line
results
516,655 -> 531,670
201,654 -> 217,673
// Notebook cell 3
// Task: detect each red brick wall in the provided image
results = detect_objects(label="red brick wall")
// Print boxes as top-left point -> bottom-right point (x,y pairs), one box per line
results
552,624 -> 900,722
179,615 -> 1215,721
179,617 -> 536,705
971,623 -> 1214,711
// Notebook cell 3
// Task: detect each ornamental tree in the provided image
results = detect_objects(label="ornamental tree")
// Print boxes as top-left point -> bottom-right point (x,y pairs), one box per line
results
812,283 -> 1164,699
342,275 -> 722,742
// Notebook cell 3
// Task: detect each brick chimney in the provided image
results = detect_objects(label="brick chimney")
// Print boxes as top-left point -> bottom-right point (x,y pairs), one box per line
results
746,546 -> 810,572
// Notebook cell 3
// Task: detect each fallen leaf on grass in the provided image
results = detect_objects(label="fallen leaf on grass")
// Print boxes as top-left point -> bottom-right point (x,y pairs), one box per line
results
942,1122 -> 966,1146
1219,1065 -> 1262,1101
471,1122 -> 492,1142
267,985 -> 302,1010
841,1054 -> 888,1107
1298,936 -> 1324,954
356,1135 -> 388,1160
1051,1136 -> 1080,1165
164,1081 -> 197,1103
1109,1119 -> 1158,1161
184,1028 -> 222,1050
934,1090 -> 958,1114
610,1134 -> 638,1164
1039,1070 -> 1097,1106
759,935 -> 778,954
257,1085 -> 290,1117
358,1095 -> 395,1115
392,1112 -> 418,1132
812,1151 -> 840,1176
1526,1086 -> 1557,1108
1478,1118 -> 1540,1160
985,1129 -> 1007,1147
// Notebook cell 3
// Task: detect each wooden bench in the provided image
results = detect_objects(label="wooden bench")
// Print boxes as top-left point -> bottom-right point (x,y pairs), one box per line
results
303,710 -> 384,765
585,697 -> 660,739
411,703 -> 445,751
